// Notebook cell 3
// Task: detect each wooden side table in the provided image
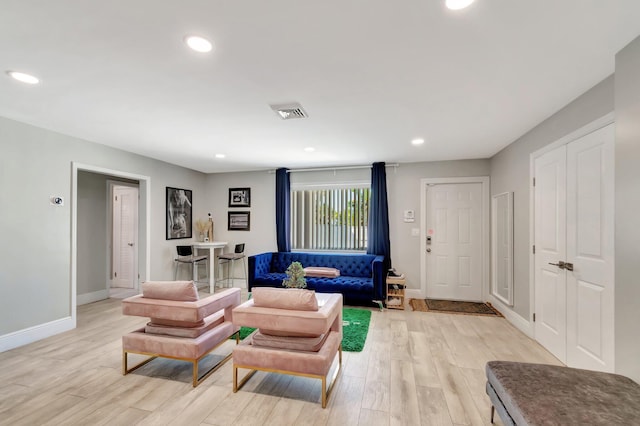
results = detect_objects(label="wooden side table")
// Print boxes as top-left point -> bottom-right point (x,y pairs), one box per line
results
386,275 -> 406,310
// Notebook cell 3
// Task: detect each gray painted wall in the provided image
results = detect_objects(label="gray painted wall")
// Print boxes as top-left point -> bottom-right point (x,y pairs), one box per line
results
489,76 -> 614,319
77,171 -> 108,296
0,116 -> 207,336
205,160 -> 490,290
614,35 -> 640,383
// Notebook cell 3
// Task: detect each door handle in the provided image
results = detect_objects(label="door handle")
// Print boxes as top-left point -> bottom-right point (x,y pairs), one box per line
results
564,262 -> 573,271
128,243 -> 134,247
548,261 -> 566,269
426,248 -> 431,253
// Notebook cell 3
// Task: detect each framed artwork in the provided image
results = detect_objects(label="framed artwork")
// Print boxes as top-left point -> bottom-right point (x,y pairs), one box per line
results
228,187 -> 251,208
166,187 -> 193,240
228,211 -> 250,231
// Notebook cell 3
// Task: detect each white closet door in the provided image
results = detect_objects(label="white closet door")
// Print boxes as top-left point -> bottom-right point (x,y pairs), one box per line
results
534,146 -> 568,363
566,124 -> 615,372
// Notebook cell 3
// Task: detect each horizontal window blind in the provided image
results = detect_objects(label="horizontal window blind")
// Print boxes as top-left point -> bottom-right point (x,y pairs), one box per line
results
291,187 -> 370,251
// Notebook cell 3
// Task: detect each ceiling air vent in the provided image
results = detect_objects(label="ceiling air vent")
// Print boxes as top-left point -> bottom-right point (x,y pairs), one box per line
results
270,103 -> 308,120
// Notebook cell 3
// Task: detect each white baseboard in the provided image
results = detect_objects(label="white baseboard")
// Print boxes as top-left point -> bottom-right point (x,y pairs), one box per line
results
0,316 -> 75,353
488,295 -> 533,338
77,289 -> 109,305
405,289 -> 424,301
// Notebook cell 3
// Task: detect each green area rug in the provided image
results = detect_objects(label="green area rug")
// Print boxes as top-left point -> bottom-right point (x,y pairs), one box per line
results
235,307 -> 372,352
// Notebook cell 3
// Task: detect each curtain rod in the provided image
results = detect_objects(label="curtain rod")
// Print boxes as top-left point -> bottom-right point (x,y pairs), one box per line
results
267,163 -> 399,174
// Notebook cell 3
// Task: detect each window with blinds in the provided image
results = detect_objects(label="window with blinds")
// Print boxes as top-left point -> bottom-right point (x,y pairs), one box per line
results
291,186 -> 370,251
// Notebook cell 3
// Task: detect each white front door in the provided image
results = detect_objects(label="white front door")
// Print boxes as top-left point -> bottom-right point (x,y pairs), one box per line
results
533,123 -> 614,372
112,186 -> 138,289
426,183 -> 483,301
534,146 -> 568,362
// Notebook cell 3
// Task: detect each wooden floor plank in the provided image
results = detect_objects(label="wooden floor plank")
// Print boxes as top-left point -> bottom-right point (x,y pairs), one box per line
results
0,295 -> 561,426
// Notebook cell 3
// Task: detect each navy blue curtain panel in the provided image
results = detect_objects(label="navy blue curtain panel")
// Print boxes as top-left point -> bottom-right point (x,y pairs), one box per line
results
275,167 -> 291,252
367,162 -> 391,270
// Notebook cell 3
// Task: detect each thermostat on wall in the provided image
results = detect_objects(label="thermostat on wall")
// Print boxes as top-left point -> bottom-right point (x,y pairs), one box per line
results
50,196 -> 64,206
403,210 -> 415,222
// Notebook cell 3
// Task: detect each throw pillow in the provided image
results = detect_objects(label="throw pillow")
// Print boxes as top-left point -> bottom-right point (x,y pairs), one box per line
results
141,280 -> 199,302
252,287 -> 318,311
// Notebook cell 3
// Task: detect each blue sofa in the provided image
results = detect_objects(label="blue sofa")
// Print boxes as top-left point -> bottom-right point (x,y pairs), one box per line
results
248,252 -> 386,306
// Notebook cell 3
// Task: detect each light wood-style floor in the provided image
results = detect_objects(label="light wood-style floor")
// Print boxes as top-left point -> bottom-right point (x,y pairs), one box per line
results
0,292 -> 561,426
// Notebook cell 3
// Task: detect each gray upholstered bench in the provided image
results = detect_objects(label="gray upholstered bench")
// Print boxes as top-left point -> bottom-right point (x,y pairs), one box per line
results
486,361 -> 640,425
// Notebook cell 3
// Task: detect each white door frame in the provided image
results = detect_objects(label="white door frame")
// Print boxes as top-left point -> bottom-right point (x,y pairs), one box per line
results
71,162 -> 151,325
528,112 -> 614,326
415,176 -> 490,301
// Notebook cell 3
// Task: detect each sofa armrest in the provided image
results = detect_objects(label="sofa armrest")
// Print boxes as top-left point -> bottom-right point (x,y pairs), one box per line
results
372,255 -> 386,300
122,288 -> 241,323
248,252 -> 274,291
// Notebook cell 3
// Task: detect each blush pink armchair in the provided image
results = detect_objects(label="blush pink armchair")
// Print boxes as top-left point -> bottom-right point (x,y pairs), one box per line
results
231,287 -> 343,407
121,281 -> 241,387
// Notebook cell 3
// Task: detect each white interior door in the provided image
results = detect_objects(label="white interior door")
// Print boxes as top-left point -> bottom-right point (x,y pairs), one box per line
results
566,124 -> 614,372
426,183 -> 483,301
534,123 -> 614,372
534,146 -> 567,363
112,186 -> 138,289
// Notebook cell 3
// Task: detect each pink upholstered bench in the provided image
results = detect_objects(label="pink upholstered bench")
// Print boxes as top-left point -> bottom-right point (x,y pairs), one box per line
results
122,281 -> 241,387
232,288 -> 343,407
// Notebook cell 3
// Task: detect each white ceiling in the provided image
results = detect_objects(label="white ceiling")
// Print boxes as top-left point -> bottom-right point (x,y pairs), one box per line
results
1,1 -> 639,173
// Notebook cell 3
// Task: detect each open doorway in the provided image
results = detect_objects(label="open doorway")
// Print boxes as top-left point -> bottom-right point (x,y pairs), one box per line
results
72,163 -> 150,318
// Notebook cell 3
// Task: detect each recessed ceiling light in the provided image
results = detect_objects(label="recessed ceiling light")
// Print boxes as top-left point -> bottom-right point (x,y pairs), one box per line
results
215,153 -> 226,159
7,71 -> 39,85
411,138 -> 425,146
304,147 -> 315,152
446,0 -> 475,10
185,35 -> 213,53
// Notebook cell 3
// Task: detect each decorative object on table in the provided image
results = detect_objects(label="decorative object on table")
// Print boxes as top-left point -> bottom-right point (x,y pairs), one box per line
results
166,187 -> 192,240
409,298 -> 502,316
282,261 -> 307,288
194,219 -> 209,242
207,213 -> 214,241
228,187 -> 251,207
228,211 -> 250,231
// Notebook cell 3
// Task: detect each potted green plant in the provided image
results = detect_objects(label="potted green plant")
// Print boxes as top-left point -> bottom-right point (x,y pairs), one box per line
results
282,261 -> 307,289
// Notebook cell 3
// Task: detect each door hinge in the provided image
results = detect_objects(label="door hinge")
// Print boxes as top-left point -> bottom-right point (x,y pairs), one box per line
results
533,177 -> 536,187
533,313 -> 536,322
532,245 -> 535,254
114,272 -> 117,278
115,195 -> 118,201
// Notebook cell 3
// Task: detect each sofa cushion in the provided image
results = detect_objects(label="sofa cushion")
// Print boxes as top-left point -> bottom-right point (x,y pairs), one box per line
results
146,311 -> 224,338
141,280 -> 198,302
252,287 -> 319,311
271,253 -> 375,278
304,267 -> 340,278
251,330 -> 327,352
149,318 -> 205,328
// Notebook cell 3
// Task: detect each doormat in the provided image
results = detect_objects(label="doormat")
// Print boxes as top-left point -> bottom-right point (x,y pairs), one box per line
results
234,307 -> 372,352
409,298 -> 502,317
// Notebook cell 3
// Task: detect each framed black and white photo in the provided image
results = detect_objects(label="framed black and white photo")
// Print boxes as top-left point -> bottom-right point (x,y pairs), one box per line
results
166,187 -> 193,240
228,187 -> 251,208
228,211 -> 250,231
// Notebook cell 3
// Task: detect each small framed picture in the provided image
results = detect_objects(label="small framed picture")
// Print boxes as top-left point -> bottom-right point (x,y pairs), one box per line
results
228,211 -> 250,231
228,187 -> 251,208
